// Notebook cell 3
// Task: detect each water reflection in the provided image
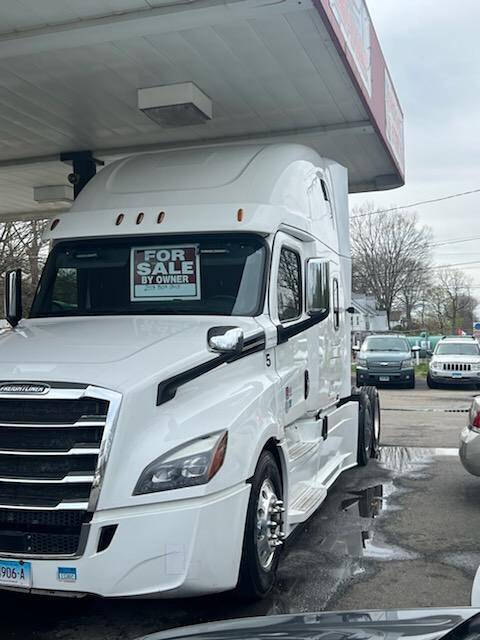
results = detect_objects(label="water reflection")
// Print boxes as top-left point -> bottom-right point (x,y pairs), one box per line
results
341,485 -> 385,518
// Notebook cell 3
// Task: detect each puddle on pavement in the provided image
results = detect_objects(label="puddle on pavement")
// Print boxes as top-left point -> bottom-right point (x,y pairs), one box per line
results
379,445 -> 457,475
261,446 -> 458,614
341,482 -> 397,517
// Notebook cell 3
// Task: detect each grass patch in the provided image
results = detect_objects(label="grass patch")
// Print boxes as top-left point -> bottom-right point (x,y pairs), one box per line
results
415,362 -> 429,377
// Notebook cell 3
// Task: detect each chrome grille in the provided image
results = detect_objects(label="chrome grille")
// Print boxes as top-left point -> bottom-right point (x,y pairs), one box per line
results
0,384 -> 120,557
368,361 -> 401,370
443,363 -> 471,371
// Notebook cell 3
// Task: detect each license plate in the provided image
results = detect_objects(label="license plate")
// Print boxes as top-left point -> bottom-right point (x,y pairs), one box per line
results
379,376 -> 390,382
0,559 -> 32,588
451,372 -> 462,378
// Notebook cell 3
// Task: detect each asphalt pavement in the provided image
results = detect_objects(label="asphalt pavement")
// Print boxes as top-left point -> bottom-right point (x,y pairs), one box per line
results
2,379 -> 480,640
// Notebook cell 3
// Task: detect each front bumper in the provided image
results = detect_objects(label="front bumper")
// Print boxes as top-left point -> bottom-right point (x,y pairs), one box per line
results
0,484 -> 250,598
356,368 -> 414,385
430,370 -> 480,385
460,426 -> 480,477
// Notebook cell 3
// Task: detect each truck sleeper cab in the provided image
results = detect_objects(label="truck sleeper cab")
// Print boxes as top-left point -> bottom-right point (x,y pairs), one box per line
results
0,144 -> 378,598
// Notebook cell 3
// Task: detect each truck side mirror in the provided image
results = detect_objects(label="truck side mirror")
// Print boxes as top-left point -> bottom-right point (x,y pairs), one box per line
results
207,326 -> 244,355
411,345 -> 420,353
4,269 -> 23,328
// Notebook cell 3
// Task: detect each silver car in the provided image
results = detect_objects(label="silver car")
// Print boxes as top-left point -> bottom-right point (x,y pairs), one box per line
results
427,336 -> 480,389
460,396 -> 480,476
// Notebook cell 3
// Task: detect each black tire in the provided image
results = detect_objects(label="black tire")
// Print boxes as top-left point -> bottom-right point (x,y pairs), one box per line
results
357,389 -> 373,466
427,373 -> 438,389
363,385 -> 381,457
236,450 -> 283,600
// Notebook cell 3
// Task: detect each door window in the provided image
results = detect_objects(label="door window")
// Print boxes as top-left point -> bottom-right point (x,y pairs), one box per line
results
306,259 -> 329,320
277,247 -> 302,322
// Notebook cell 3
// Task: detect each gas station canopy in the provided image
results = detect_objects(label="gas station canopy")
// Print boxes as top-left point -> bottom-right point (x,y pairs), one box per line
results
0,0 -> 404,220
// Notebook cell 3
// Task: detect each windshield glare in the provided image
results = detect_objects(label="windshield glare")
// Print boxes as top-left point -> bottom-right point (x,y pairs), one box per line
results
30,234 -> 267,318
362,337 -> 409,352
435,343 -> 480,356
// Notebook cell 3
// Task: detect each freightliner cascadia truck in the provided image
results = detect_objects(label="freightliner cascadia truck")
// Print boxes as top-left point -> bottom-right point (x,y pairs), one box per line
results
0,143 -> 380,598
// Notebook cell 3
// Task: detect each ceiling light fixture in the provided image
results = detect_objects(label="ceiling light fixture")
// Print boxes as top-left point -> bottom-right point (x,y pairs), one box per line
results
138,82 -> 212,128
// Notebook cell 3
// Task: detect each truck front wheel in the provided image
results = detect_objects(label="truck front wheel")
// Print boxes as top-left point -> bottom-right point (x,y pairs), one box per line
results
363,386 -> 381,458
236,450 -> 283,600
357,390 -> 374,466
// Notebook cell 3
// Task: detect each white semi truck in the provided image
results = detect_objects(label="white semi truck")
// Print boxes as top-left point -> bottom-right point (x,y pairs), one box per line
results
0,143 -> 380,598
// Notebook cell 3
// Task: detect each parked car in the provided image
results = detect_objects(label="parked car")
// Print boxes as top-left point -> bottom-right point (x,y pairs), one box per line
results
459,396 -> 480,476
138,608 -> 480,640
355,334 -> 418,388
427,336 -> 480,389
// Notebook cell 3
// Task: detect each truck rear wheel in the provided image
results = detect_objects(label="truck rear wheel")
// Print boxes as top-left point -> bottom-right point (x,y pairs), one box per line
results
236,450 -> 283,600
357,390 -> 374,466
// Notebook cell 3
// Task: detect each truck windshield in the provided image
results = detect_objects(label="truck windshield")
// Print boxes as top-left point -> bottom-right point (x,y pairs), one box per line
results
30,233 -> 267,317
436,343 -> 480,356
362,337 -> 409,352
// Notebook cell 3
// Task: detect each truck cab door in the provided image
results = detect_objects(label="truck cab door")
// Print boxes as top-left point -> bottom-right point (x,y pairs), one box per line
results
271,232 -> 308,426
328,266 -> 344,401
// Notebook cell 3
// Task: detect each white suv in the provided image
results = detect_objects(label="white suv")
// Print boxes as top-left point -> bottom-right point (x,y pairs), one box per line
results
428,336 -> 480,389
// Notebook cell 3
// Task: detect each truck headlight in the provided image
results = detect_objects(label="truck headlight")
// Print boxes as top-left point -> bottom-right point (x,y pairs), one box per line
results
401,359 -> 414,369
133,431 -> 228,495
356,357 -> 367,368
471,364 -> 480,371
430,361 -> 442,372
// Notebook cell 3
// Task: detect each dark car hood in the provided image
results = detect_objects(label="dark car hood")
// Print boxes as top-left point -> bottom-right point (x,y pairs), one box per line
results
138,609 -> 480,640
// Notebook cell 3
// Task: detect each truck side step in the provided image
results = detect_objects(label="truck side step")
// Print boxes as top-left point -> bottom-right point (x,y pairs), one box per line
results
288,482 -> 327,524
287,440 -> 318,462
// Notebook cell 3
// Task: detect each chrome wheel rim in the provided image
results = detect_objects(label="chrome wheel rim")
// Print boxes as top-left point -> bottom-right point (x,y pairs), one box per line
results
255,478 -> 283,570
373,396 -> 380,443
365,403 -> 373,455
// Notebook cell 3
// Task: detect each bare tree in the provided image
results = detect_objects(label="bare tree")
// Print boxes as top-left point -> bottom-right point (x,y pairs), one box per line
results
0,220 -> 49,314
397,258 -> 431,329
426,268 -> 476,334
351,204 -> 432,328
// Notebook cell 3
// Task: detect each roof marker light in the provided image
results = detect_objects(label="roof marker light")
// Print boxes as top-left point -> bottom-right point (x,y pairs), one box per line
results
50,218 -> 60,231
136,212 -> 144,225
237,208 -> 244,222
115,214 -> 124,226
157,211 -> 165,224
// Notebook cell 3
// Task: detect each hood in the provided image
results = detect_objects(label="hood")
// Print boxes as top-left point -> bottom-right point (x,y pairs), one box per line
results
363,350 -> 410,361
0,316 -> 260,391
138,609 -> 480,640
433,354 -> 480,362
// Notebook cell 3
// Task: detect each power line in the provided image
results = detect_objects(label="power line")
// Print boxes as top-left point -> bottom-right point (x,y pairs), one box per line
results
352,260 -> 480,280
350,187 -> 480,219
431,234 -> 480,248
428,260 -> 480,270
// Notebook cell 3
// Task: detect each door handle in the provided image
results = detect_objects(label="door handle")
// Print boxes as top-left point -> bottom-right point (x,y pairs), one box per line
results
322,416 -> 328,440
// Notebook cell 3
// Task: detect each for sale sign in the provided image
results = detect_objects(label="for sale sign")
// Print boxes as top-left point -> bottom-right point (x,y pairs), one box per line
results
131,245 -> 201,301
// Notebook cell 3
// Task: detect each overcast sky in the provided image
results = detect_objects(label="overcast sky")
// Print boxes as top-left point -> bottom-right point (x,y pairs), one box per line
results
349,0 -> 480,298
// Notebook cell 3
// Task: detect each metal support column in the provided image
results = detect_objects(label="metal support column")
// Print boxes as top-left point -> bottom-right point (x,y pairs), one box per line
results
60,151 -> 104,199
